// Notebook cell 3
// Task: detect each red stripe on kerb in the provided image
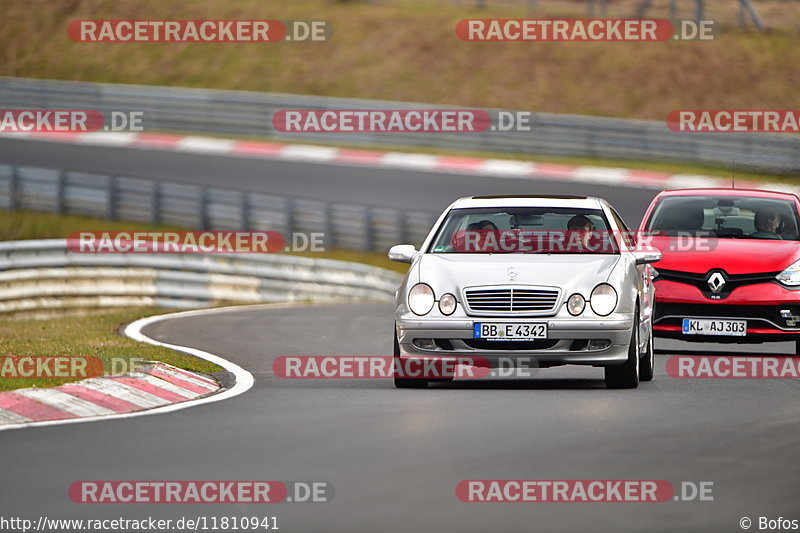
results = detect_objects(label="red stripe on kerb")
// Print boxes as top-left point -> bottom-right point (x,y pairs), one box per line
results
335,149 -> 385,164
0,392 -> 77,421
109,376 -> 187,402
230,141 -> 288,156
132,133 -> 184,148
534,163 -> 580,177
626,170 -> 673,185
57,383 -> 140,413
141,367 -> 212,395
29,131 -> 84,141
436,156 -> 486,171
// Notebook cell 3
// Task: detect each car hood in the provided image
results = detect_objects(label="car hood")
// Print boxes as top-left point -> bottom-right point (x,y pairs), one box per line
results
416,254 -> 620,293
651,237 -> 800,274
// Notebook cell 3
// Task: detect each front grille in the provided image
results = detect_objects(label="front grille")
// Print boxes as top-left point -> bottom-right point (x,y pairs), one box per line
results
655,269 -> 780,299
464,286 -> 559,315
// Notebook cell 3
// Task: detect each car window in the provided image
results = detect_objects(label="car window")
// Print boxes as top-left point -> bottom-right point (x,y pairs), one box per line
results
609,208 -> 636,248
427,207 -> 618,254
644,195 -> 800,240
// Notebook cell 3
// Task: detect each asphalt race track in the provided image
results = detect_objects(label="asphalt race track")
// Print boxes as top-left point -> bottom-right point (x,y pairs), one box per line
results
0,138 -> 658,222
1,138 -> 799,532
1,303 -> 799,532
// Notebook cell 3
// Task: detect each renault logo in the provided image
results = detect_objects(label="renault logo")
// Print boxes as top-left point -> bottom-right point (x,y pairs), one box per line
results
507,267 -> 518,280
707,271 -> 726,294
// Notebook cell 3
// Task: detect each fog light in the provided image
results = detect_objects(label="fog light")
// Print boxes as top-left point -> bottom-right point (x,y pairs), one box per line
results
567,294 -> 585,316
780,309 -> 799,327
413,338 -> 436,350
439,293 -> 457,315
587,339 -> 611,351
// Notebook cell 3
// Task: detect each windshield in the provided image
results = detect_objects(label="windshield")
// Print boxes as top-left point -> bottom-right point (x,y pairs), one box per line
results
644,195 -> 800,241
427,207 -> 619,254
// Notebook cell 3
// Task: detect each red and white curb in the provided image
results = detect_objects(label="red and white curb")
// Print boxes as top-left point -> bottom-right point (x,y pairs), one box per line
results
3,130 -> 795,193
0,362 -> 219,425
0,306 -> 256,432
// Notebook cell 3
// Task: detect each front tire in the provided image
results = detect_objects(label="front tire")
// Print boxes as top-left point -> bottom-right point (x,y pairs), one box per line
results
605,307 -> 641,389
393,333 -> 428,388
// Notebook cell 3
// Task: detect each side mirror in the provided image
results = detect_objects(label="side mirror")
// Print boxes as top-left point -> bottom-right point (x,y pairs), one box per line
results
388,244 -> 418,263
632,248 -> 662,265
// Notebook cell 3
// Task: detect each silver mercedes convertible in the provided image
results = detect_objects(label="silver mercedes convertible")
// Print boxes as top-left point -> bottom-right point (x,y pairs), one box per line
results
388,195 -> 661,389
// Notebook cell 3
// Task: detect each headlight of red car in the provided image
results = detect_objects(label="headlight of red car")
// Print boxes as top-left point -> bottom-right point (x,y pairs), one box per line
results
777,260 -> 800,286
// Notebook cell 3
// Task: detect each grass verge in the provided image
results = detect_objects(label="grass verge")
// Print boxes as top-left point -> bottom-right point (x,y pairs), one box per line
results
0,308 -> 222,393
0,208 -> 406,392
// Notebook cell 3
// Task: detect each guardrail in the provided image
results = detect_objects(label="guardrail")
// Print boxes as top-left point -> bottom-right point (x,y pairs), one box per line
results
0,239 -> 403,313
0,164 -> 438,253
1,77 -> 797,174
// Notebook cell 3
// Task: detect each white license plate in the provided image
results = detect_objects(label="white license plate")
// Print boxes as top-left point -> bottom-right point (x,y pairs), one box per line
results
474,323 -> 547,340
681,318 -> 746,336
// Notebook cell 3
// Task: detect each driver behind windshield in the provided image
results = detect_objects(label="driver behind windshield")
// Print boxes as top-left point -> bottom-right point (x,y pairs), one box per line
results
473,220 -> 499,232
752,208 -> 781,240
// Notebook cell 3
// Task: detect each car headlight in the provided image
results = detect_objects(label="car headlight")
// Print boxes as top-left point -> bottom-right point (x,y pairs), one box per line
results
567,294 -> 585,316
439,293 -> 457,315
777,260 -> 800,286
408,283 -> 435,315
590,284 -> 617,316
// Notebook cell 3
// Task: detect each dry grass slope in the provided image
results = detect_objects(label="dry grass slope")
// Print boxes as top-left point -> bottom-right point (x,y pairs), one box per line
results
1,0 -> 797,120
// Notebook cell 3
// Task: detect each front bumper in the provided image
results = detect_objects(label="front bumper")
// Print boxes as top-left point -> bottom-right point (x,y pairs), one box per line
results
653,279 -> 800,342
396,315 -> 634,367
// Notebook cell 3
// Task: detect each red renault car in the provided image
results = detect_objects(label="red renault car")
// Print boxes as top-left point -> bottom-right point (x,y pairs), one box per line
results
639,188 -> 800,354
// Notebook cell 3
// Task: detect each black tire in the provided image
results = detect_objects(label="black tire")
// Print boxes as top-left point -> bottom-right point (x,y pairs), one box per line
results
393,333 -> 428,388
795,340 -> 800,356
639,323 -> 655,382
605,306 -> 640,389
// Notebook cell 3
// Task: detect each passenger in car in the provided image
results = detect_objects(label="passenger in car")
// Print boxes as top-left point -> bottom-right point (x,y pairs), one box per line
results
566,215 -> 596,250
566,214 -> 595,232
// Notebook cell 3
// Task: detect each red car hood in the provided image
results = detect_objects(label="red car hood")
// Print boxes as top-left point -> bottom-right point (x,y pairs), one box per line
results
651,237 -> 800,274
